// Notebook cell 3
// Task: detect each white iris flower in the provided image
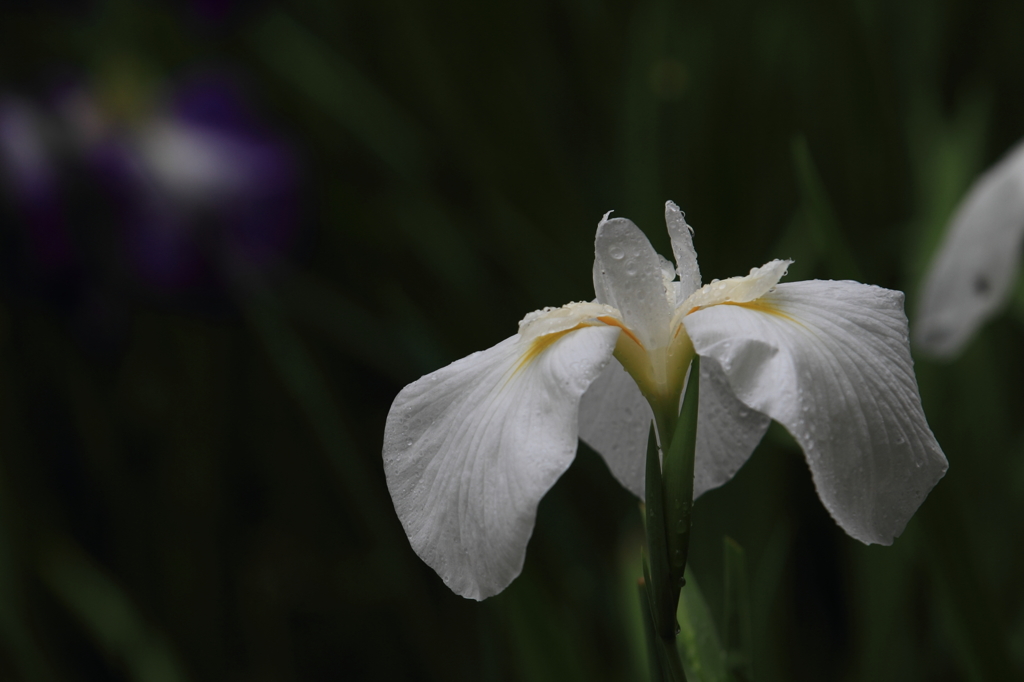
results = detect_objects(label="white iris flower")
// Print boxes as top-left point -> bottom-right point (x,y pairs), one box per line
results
915,139 -> 1024,357
384,202 -> 947,600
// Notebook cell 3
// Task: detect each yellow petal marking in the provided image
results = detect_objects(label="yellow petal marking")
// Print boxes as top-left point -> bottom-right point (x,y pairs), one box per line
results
512,323 -> 589,378
688,298 -> 799,324
596,316 -> 644,349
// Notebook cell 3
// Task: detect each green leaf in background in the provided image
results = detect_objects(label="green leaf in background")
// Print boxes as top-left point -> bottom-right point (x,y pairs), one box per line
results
722,537 -> 754,682
248,9 -> 426,180
39,540 -> 189,682
903,90 -> 991,296
785,135 -> 863,282
0,517 -> 53,682
489,573 -> 597,682
243,292 -> 390,540
676,567 -> 727,682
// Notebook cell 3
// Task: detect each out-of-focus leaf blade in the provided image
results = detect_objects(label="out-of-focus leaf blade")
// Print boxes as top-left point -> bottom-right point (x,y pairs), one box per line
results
722,537 -> 754,682
39,541 -> 189,682
243,292 -> 390,537
676,567 -> 727,682
248,10 -> 426,178
790,135 -> 863,282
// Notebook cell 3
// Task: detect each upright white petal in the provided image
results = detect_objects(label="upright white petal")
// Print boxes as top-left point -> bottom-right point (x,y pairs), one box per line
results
665,201 -> 702,300
683,280 -> 947,545
577,355 -> 771,501
383,324 -> 620,600
915,139 -> 1024,358
593,215 -> 675,349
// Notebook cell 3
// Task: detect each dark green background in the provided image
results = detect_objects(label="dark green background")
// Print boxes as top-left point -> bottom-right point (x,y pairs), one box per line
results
1,0 -> 1022,679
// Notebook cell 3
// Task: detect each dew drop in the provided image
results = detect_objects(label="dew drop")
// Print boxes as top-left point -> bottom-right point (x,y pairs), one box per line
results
609,245 -> 625,260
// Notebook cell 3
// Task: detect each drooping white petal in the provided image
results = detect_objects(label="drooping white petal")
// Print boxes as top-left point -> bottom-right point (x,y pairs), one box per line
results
914,138 -> 1024,358
683,280 -> 947,545
383,324 -> 620,600
577,355 -> 771,501
578,358 -> 652,498
665,201 -> 702,300
692,356 -> 772,499
593,215 -> 675,349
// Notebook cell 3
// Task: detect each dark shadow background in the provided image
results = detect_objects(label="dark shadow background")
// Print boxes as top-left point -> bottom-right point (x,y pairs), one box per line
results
0,0 -> 1022,680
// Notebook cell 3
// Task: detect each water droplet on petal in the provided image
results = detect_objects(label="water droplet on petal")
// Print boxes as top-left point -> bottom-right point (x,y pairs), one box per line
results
609,245 -> 625,260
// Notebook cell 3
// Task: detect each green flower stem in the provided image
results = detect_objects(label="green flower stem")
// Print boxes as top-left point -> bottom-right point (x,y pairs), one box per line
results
640,357 -> 700,682
644,424 -> 676,640
661,356 -> 700,589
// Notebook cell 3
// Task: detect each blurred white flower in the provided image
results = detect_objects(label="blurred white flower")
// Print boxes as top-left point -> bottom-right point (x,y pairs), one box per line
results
384,202 -> 947,600
914,139 -> 1024,357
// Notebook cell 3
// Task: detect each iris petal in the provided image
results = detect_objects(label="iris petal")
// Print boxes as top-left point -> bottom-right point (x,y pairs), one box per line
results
383,324 -> 619,599
915,138 -> 1024,357
680,259 -> 792,314
593,215 -> 676,350
665,201 -> 702,301
683,280 -> 947,544
577,356 -> 771,501
692,357 -> 772,498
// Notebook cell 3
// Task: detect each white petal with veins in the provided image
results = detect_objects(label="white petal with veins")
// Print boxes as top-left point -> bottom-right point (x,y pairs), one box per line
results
383,324 -> 620,599
683,280 -> 947,544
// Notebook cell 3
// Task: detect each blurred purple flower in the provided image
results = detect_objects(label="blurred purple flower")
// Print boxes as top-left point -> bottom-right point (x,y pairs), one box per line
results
188,0 -> 242,25
59,74 -> 300,294
0,96 -> 74,272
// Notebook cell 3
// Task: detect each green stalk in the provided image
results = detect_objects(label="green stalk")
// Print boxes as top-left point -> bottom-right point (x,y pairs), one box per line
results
661,356 -> 700,589
639,356 -> 702,682
644,423 -> 675,640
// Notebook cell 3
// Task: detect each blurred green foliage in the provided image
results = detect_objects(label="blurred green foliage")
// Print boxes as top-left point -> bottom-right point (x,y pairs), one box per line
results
1,0 -> 1023,679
